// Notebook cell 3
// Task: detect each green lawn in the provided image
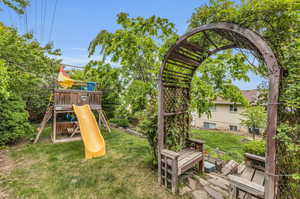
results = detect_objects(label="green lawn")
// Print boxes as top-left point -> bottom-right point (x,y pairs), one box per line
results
191,129 -> 245,162
1,128 -> 190,199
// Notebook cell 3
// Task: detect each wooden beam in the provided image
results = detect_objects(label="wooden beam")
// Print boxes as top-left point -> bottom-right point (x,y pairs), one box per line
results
53,137 -> 82,143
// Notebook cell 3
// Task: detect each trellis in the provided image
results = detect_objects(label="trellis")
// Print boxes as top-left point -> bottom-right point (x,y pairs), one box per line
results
158,23 -> 281,198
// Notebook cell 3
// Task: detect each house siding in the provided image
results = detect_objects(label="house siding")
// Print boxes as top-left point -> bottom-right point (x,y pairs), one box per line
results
191,104 -> 249,133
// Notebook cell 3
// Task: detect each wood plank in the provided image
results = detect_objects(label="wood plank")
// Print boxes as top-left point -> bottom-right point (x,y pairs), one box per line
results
222,160 -> 239,176
206,173 -> 230,187
208,179 -> 228,190
164,111 -> 188,116
228,175 -> 264,198
241,168 -> 255,181
237,163 -> 246,175
252,170 -> 265,186
161,149 -> 180,159
245,153 -> 265,163
204,186 -> 224,199
53,137 -> 82,143
239,168 -> 255,199
210,185 -> 229,197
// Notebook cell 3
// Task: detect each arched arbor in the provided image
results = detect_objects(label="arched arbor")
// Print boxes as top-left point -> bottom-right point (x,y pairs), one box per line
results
158,23 -> 281,198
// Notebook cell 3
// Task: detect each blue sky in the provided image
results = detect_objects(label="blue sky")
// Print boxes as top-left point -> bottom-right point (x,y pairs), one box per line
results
0,0 -> 264,90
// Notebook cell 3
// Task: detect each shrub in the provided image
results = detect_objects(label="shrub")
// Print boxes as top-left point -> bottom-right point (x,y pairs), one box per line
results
110,118 -> 129,128
137,101 -> 158,166
0,94 -> 34,145
243,140 -> 265,156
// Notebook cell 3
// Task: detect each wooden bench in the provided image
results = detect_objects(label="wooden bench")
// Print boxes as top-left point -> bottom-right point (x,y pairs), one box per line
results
159,138 -> 204,193
228,153 -> 266,199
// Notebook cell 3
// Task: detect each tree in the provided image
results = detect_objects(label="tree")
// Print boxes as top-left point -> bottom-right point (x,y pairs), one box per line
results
0,23 -> 60,121
124,80 -> 150,115
0,0 -> 28,14
191,51 -> 250,117
88,13 -> 177,162
240,106 -> 267,140
88,13 -> 177,88
189,0 -> 299,197
0,22 -> 60,144
71,61 -> 122,119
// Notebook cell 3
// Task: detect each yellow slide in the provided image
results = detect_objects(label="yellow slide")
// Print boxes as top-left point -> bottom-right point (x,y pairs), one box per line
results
73,104 -> 106,159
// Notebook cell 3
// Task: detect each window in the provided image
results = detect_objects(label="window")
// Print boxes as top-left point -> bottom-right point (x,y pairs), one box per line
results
209,105 -> 216,112
229,125 -> 238,131
204,122 -> 216,129
230,104 -> 238,112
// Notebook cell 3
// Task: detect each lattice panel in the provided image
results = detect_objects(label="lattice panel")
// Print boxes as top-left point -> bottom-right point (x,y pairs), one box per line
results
163,112 -> 190,151
163,86 -> 190,113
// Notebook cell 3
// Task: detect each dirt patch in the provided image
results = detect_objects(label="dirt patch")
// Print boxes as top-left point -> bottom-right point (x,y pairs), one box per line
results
0,150 -> 15,199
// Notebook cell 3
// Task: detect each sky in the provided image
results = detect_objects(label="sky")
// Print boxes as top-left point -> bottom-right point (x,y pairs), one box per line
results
0,0 -> 265,90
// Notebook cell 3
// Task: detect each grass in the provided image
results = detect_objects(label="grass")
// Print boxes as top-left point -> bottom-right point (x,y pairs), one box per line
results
2,128 -> 191,199
191,129 -> 246,162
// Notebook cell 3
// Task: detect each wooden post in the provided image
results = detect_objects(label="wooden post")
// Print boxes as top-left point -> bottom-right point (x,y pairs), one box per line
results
172,157 -> 179,193
98,111 -> 101,128
157,77 -> 165,185
265,68 -> 280,199
52,110 -> 57,143
229,184 -> 237,199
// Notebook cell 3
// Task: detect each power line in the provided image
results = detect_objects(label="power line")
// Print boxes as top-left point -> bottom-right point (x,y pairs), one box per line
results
49,0 -> 59,42
34,0 -> 38,37
42,0 -> 47,42
40,0 -> 44,42
24,7 -> 28,33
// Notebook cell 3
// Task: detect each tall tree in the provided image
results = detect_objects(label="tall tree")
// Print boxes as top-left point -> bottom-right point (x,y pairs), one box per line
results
189,0 -> 299,197
88,12 -> 177,88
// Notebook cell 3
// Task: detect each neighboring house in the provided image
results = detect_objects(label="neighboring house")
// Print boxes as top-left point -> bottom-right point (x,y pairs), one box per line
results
191,90 -> 260,133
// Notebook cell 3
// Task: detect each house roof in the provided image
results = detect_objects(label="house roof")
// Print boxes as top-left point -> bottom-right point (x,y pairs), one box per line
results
215,89 -> 259,105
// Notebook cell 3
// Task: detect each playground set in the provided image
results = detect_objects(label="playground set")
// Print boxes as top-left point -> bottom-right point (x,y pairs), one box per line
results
34,64 -> 110,159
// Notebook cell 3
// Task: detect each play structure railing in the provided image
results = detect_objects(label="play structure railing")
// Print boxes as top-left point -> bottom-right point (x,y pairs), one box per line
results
54,89 -> 102,110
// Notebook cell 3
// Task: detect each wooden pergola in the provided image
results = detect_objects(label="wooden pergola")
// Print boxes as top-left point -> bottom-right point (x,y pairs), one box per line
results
157,23 -> 281,198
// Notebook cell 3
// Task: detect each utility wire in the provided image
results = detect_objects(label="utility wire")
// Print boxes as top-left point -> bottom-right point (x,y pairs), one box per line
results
49,0 -> 59,42
34,0 -> 38,37
40,0 -> 44,42
42,0 -> 47,42
24,7 -> 28,33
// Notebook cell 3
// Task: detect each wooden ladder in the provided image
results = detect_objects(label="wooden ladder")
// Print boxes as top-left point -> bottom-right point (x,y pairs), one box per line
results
33,105 -> 53,143
97,110 -> 111,132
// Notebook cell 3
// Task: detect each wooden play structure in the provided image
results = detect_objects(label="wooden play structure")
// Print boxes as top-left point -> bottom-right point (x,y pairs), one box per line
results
158,22 -> 281,198
34,64 -> 110,144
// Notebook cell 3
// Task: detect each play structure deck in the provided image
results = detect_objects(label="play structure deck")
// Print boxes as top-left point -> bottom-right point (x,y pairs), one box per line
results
34,65 -> 110,146
54,89 -> 102,111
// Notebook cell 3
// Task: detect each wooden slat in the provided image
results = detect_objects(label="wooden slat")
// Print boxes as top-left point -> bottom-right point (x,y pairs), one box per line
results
241,167 -> 255,181
228,175 -> 265,198
53,137 -> 81,143
165,60 -> 195,71
252,170 -> 265,186
204,186 -> 224,199
222,160 -> 239,176
164,111 -> 188,116
169,51 -> 200,66
163,68 -> 193,77
179,41 -> 205,54
245,153 -> 266,163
